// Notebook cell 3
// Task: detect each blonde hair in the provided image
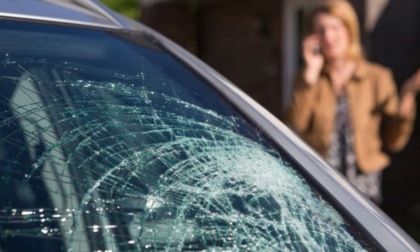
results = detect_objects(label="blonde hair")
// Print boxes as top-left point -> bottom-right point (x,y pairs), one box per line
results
307,0 -> 364,60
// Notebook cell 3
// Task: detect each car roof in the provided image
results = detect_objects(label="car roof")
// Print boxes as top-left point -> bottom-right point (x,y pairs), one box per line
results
0,0 -> 134,29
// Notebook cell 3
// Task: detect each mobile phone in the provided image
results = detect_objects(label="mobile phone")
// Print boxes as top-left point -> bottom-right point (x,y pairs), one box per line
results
312,45 -> 320,55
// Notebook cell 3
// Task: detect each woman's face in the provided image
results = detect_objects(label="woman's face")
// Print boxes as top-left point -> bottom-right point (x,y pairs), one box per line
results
313,12 -> 350,62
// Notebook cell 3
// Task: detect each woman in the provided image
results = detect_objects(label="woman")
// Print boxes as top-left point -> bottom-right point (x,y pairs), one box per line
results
284,0 -> 420,204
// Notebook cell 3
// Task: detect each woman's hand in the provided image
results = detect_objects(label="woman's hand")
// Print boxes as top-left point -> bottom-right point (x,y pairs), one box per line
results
302,34 -> 324,85
402,69 -> 420,94
399,68 -> 420,117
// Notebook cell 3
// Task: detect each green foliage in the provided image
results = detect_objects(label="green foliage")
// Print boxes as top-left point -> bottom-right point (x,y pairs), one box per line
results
99,0 -> 140,20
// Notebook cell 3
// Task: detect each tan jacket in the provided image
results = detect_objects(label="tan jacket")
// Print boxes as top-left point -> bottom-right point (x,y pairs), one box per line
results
284,60 -> 415,173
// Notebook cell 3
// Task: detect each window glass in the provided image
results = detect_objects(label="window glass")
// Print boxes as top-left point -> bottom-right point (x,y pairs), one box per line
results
0,21 -> 378,251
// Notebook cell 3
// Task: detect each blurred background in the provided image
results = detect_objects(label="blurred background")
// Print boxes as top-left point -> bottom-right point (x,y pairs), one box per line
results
100,0 -> 420,242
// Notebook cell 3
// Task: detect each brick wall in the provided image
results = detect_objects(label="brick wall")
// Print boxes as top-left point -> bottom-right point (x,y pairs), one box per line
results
140,2 -> 197,53
141,0 -> 283,117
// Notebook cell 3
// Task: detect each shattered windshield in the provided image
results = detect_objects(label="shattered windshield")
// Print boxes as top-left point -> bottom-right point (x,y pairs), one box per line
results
0,21 -> 379,251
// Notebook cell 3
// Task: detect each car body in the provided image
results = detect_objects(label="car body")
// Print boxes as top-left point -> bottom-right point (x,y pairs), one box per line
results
0,0 -> 418,251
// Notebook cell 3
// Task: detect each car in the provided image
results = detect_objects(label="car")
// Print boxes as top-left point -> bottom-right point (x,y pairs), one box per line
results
0,0 -> 418,251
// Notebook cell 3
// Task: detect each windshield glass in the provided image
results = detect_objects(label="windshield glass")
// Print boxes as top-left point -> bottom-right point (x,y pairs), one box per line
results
0,21 -> 379,251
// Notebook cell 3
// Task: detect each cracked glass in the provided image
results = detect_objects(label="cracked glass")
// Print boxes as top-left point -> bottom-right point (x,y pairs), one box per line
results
0,21 -> 379,251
